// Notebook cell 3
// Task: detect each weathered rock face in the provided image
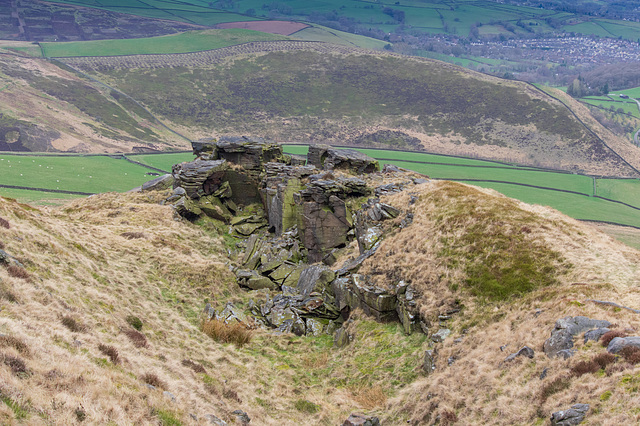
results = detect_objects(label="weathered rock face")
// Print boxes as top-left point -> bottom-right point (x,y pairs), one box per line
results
262,163 -> 316,235
307,144 -> 379,174
332,274 -> 398,322
142,174 -> 174,192
342,413 -> 380,426
296,177 -> 370,263
172,159 -> 228,199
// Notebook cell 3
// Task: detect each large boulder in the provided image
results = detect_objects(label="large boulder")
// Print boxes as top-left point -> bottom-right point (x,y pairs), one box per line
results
332,274 -> 398,322
544,316 -> 611,358
142,174 -> 174,191
296,265 -> 336,297
172,159 -> 228,199
607,336 -> 640,354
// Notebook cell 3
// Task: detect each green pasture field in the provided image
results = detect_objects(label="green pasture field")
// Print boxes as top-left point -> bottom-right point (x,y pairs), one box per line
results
0,188 -> 82,205
41,29 -> 287,58
0,154 -> 155,194
465,181 -> 640,228
582,98 -> 640,118
292,25 -> 388,50
596,178 -> 640,209
130,152 -> 193,172
617,87 -> 640,98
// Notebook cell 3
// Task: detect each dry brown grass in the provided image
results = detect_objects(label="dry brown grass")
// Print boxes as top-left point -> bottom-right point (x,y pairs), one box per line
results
540,376 -> 572,403
181,359 -> 206,373
120,231 -> 145,239
123,329 -> 148,348
0,336 -> 30,357
350,385 -> 387,409
201,319 -> 252,348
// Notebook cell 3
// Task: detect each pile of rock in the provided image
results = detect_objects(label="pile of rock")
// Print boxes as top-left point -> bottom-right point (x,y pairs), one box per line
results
169,137 -> 429,339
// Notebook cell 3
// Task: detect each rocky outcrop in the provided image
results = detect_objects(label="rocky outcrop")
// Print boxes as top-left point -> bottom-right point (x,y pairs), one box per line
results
332,274 -> 398,322
543,316 -> 611,358
141,174 -> 174,192
550,404 -> 589,426
342,413 -> 380,426
307,144 -> 379,174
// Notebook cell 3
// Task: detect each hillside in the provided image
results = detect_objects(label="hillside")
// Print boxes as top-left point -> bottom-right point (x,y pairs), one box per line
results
1,145 -> 640,424
60,42 -> 640,176
0,53 -> 188,152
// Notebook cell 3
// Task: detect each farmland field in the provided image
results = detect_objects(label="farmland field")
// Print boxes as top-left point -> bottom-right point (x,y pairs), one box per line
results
130,152 -> 193,172
41,29 -> 288,58
41,0 -> 640,41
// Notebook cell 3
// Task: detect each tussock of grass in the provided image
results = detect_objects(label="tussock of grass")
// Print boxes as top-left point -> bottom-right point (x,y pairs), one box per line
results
351,385 -> 387,409
120,232 -> 145,239
0,336 -> 30,357
0,218 -> 9,229
201,319 -> 252,348
61,315 -> 87,333
97,344 -> 119,365
141,372 -> 167,390
123,329 -> 148,348
181,359 -> 206,373
1,353 -> 28,375
540,376 -> 572,402
294,399 -> 320,413
619,347 -> 640,364
571,360 -> 600,377
593,352 -> 616,369
6,265 -> 30,281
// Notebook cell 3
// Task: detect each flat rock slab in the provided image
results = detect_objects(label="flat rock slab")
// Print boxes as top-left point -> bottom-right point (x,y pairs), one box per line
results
342,413 -> 380,426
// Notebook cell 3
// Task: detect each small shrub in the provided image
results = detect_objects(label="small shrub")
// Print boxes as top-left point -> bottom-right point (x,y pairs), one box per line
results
0,335 -> 30,357
593,352 -> 616,369
124,329 -> 148,348
61,315 -> 87,333
141,372 -> 167,390
181,359 -> 206,373
75,407 -> 87,422
1,353 -> 27,374
6,265 -> 30,281
201,319 -> 252,348
294,399 -> 319,414
0,218 -> 9,229
120,232 -> 145,239
97,344 -> 120,365
619,346 -> 640,364
571,360 -> 600,377
126,315 -> 143,331
600,390 -> 612,401
601,330 -> 626,347
540,376 -> 571,402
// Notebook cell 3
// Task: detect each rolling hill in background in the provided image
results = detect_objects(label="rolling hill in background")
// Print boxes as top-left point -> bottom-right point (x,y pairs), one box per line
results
56,42 -> 640,176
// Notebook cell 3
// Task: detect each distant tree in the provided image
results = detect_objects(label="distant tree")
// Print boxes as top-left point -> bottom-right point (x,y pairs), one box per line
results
602,82 -> 609,94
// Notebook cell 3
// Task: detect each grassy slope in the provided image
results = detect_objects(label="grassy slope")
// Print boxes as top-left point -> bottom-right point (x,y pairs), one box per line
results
355,180 -> 640,424
41,29 -> 289,58
65,46 -> 640,177
291,24 -> 388,50
2,182 -> 640,424
0,191 -> 426,425
0,54 -> 188,153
